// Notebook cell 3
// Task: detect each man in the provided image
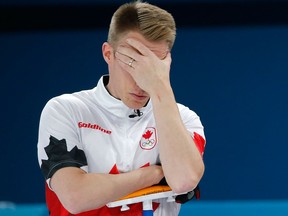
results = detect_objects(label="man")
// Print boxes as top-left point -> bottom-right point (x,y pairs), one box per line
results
37,1 -> 206,215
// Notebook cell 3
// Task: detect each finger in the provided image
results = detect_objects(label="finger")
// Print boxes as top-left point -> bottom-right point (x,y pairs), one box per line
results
116,45 -> 141,62
115,53 -> 137,72
116,60 -> 136,80
126,38 -> 152,57
115,51 -> 131,65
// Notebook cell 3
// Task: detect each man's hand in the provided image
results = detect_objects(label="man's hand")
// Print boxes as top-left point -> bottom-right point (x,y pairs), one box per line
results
115,38 -> 171,96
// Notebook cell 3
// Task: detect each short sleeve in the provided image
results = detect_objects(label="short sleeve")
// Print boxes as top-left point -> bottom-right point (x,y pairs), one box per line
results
37,96 -> 88,185
177,103 -> 206,156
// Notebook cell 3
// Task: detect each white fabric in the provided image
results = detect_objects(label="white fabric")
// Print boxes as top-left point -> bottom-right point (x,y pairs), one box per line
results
37,75 -> 205,216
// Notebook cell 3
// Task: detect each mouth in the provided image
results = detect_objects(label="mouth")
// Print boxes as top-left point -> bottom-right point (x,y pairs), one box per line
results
130,93 -> 148,101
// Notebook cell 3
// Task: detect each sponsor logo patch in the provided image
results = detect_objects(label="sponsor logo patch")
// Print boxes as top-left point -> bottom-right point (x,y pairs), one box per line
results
78,122 -> 112,135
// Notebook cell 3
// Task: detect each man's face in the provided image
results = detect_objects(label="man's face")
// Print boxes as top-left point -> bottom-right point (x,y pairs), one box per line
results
104,31 -> 169,109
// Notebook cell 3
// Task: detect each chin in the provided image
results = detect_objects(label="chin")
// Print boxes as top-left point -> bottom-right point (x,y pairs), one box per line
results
125,101 -> 147,110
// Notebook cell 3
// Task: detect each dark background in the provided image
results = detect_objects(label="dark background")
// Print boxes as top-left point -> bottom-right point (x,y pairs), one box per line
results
1,0 -> 288,203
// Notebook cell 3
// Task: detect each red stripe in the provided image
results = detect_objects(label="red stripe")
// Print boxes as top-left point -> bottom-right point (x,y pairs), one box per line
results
193,132 -> 206,156
140,162 -> 150,168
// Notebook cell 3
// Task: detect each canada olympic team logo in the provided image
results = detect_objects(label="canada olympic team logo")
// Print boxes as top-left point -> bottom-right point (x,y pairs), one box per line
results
140,127 -> 157,150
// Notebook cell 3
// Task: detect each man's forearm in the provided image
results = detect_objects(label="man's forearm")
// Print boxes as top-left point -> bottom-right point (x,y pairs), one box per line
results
51,165 -> 163,214
150,82 -> 204,193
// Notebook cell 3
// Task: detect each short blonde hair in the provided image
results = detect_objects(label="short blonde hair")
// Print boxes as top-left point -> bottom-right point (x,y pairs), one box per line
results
108,1 -> 176,50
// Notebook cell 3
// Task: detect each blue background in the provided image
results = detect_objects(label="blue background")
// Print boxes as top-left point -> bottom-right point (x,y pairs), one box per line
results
1,0 -> 288,208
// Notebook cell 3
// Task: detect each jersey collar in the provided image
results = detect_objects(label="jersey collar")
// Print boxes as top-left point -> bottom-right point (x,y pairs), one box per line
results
93,75 -> 152,119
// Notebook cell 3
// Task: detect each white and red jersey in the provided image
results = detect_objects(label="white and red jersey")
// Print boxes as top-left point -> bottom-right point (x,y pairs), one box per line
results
37,75 -> 206,216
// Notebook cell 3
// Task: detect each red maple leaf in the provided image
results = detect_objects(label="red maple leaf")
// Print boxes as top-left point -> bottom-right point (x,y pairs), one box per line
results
142,130 -> 153,139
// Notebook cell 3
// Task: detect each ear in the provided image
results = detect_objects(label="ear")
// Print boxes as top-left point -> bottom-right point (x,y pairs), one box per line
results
102,42 -> 113,64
